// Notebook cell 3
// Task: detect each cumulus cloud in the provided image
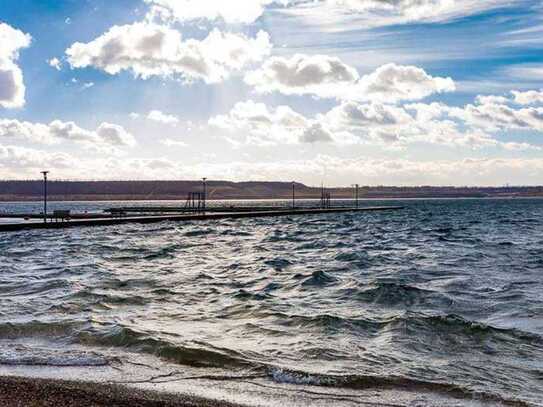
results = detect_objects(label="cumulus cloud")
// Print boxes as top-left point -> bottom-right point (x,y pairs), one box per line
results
210,97 -> 541,151
449,102 -> 543,132
245,54 -> 359,97
144,0 -> 290,24
66,23 -> 272,84
352,63 -> 455,102
246,56 -> 454,102
96,123 -> 136,147
209,100 -> 313,145
0,144 -> 77,175
161,138 -> 187,147
59,155 -> 543,186
324,101 -> 413,128
147,110 -> 179,125
0,119 -> 136,148
511,89 -> 543,105
47,57 -> 62,71
321,101 -> 519,148
475,94 -> 510,105
300,123 -> 334,143
1,145 -> 541,186
0,23 -> 31,109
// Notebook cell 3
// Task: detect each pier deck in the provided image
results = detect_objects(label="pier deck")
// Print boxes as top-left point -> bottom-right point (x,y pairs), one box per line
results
0,206 -> 402,232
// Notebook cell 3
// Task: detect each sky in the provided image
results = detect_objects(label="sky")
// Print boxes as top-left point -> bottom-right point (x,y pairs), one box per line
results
0,0 -> 542,186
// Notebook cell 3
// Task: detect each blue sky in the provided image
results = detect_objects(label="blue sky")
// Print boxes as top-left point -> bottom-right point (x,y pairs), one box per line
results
0,0 -> 542,185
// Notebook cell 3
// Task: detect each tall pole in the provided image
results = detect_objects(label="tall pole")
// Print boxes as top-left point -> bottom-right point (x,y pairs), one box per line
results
356,184 -> 359,208
202,177 -> 207,211
321,183 -> 324,209
292,181 -> 295,209
41,171 -> 49,223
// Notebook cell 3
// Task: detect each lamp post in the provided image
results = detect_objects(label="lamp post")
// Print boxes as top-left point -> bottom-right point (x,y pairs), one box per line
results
356,184 -> 359,208
351,183 -> 359,208
292,181 -> 295,209
202,177 -> 207,211
41,171 -> 49,223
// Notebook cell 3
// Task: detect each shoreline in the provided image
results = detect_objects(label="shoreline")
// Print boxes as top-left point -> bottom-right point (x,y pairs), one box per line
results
0,195 -> 542,203
0,374 -> 533,407
0,376 -> 245,407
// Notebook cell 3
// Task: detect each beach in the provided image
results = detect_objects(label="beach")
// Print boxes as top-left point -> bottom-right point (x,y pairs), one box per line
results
0,376 -> 245,407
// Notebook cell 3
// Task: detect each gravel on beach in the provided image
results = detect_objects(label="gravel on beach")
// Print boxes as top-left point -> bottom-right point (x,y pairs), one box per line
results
0,376 -> 245,407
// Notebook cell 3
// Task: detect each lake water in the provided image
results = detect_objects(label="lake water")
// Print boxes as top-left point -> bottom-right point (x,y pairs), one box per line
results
1,199 -> 542,406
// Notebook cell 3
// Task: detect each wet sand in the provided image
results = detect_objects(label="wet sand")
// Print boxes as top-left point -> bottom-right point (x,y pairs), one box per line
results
0,376 -> 245,407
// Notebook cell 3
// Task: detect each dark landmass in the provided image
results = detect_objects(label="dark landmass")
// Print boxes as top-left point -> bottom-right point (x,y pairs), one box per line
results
0,180 -> 542,201
0,376 -> 244,407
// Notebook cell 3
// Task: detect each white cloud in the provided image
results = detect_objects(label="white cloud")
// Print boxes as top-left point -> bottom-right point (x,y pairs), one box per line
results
152,155 -> 543,186
47,57 -> 62,71
209,100 -> 313,145
66,23 -> 272,84
505,64 -> 543,81
353,63 -> 455,102
475,94 -> 510,105
0,144 -> 77,174
144,0 -> 289,24
245,54 -> 359,98
147,110 -> 179,125
285,0 -> 516,29
96,123 -> 136,147
0,23 -> 31,109
322,101 -> 516,149
1,145 -> 541,186
54,155 -> 543,186
324,101 -> 413,128
210,97 -> 541,151
247,56 -> 454,102
511,89 -> 543,105
161,138 -> 188,147
300,123 -> 334,143
0,119 -> 136,148
449,102 -> 543,132
81,82 -> 94,90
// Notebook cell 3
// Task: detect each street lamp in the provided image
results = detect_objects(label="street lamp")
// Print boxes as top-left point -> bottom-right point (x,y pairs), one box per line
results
351,183 -> 359,208
41,171 -> 49,223
202,177 -> 207,211
292,181 -> 296,209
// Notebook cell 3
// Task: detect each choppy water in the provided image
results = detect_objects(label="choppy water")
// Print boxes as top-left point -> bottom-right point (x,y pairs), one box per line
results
1,198 -> 543,405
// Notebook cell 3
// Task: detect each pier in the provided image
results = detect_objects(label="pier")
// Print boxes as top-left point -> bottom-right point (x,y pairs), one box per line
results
0,173 -> 404,232
0,206 -> 403,232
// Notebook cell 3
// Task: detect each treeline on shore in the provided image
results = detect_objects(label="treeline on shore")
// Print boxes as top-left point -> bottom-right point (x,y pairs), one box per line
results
0,180 -> 542,201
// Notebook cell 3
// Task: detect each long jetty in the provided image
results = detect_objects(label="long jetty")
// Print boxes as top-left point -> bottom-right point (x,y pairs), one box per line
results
0,206 -> 403,232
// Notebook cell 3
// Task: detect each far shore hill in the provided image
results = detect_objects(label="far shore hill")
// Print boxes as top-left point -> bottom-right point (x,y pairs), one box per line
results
0,180 -> 542,201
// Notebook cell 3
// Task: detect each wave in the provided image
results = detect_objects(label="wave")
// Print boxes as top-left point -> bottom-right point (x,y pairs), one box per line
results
0,319 -> 537,405
256,311 -> 543,350
338,281 -> 453,308
0,345 -> 108,367
300,270 -> 338,287
267,368 -> 530,406
0,320 -> 81,340
76,325 -> 255,369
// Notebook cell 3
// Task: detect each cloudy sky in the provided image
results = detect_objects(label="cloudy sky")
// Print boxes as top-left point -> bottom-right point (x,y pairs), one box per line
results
1,0 -> 542,186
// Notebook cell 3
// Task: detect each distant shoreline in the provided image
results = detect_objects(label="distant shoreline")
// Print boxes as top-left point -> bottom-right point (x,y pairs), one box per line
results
0,195 -> 541,202
0,180 -> 541,202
